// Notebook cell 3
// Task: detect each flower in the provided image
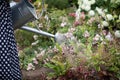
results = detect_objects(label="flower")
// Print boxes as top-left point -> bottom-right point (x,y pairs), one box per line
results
74,21 -> 81,26
93,34 -> 103,44
106,14 -> 113,21
33,35 -> 38,40
75,9 -> 81,20
61,22 -> 67,27
68,28 -> 76,32
102,21 -> 109,27
81,4 -> 86,10
115,30 -> 120,38
103,9 -> 108,13
102,30 -> 107,36
105,32 -> 113,41
27,63 -> 35,70
69,13 -> 76,17
65,32 -> 74,38
83,31 -> 90,38
44,15 -> 49,21
90,0 -> 95,4
96,7 -> 105,17
31,40 -> 39,46
88,10 -> 95,16
32,58 -> 38,64
80,12 -> 85,20
87,17 -> 95,24
93,34 -> 101,41
84,5 -> 91,11
36,50 -> 45,61
83,0 -> 91,5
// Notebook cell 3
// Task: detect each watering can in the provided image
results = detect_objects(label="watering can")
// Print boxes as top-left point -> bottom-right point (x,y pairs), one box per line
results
10,0 -> 67,44
11,0 -> 38,29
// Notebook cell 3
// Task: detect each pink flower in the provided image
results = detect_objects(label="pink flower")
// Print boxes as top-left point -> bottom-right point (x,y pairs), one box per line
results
68,28 -> 76,33
32,58 -> 38,64
102,30 -> 107,36
69,13 -> 76,17
83,31 -> 90,38
60,22 -> 67,27
65,32 -> 73,38
88,17 -> 95,24
74,21 -> 80,26
80,12 -> 85,20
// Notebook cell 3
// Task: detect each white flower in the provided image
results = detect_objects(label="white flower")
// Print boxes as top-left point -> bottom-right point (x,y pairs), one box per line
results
93,34 -> 103,44
103,9 -> 108,13
115,30 -> 120,38
93,34 -> 101,41
84,5 -> 91,11
102,21 -> 109,27
75,9 -> 81,21
27,63 -> 35,70
105,32 -> 113,41
83,31 -> 90,38
68,28 -> 76,32
44,15 -> 49,21
83,0 -> 91,5
31,40 -> 39,46
78,0 -> 81,5
81,4 -> 86,10
33,35 -> 38,40
90,0 -> 95,4
88,10 -> 95,16
96,7 -> 105,17
36,50 -> 45,61
98,24 -> 103,28
106,14 -> 113,21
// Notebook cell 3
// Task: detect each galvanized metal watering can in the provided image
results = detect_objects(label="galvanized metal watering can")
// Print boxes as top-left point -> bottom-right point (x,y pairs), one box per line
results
11,0 -> 38,29
10,0 -> 67,44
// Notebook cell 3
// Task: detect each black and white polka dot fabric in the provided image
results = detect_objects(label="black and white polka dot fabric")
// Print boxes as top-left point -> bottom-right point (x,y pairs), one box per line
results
0,0 -> 22,80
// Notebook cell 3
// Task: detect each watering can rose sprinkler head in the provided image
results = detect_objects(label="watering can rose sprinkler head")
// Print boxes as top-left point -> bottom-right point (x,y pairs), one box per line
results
54,33 -> 67,44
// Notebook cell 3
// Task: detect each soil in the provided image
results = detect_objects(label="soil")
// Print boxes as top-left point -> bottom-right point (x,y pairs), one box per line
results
22,67 -> 52,80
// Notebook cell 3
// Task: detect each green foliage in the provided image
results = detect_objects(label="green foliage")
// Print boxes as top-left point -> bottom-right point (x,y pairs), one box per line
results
47,9 -> 68,34
110,0 -> 120,9
44,60 -> 70,78
32,35 -> 54,49
19,47 -> 36,69
16,0 -> 120,79
45,0 -> 69,9
15,30 -> 34,48
73,25 -> 95,43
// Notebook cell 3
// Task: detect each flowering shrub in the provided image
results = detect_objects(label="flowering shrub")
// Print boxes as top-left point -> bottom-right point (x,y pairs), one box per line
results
17,0 -> 120,79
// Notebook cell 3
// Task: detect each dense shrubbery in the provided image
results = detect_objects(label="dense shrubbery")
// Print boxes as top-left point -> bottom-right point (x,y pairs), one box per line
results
45,0 -> 78,9
16,0 -> 120,80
